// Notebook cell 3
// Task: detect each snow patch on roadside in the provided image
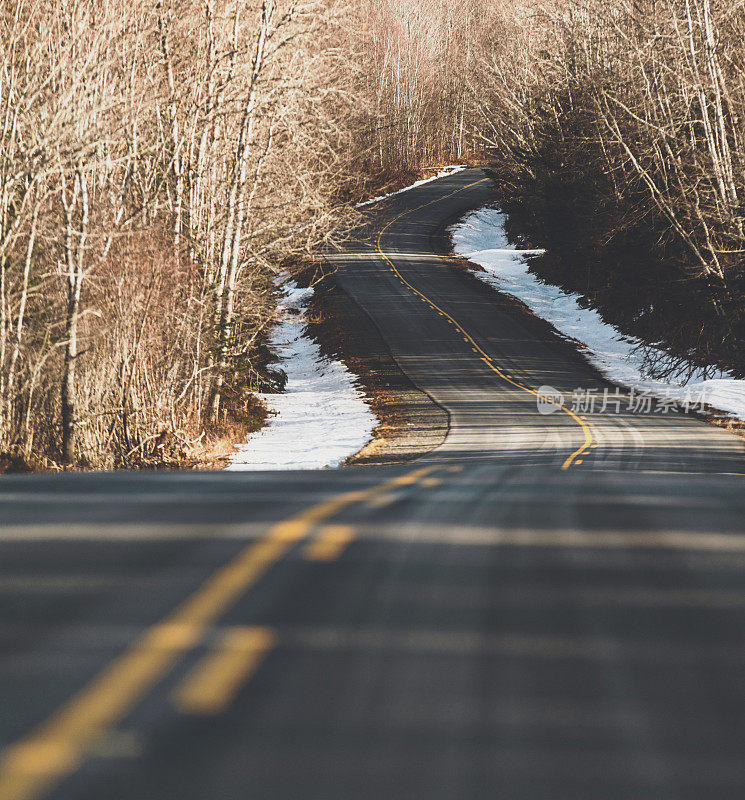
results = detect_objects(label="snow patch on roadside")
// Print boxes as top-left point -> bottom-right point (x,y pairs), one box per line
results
226,281 -> 377,471
356,165 -> 466,208
451,206 -> 745,422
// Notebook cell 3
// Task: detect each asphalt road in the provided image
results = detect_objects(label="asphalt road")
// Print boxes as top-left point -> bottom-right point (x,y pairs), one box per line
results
2,168 -> 745,800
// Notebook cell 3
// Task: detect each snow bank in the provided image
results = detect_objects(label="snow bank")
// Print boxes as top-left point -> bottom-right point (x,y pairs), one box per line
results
451,206 -> 745,422
227,282 -> 377,471
356,165 -> 466,208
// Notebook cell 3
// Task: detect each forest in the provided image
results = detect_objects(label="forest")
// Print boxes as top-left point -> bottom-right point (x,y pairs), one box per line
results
1,0 -> 743,469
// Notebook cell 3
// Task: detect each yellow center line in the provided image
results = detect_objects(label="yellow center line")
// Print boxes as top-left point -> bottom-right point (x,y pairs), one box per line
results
363,492 -> 397,510
172,627 -> 276,715
375,178 -> 594,470
304,525 -> 356,561
0,464 -> 439,800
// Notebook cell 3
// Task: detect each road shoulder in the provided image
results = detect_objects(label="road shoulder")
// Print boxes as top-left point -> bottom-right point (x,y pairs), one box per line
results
306,264 -> 449,465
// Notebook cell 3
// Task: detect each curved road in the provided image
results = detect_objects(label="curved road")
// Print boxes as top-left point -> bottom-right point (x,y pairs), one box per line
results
2,169 -> 745,799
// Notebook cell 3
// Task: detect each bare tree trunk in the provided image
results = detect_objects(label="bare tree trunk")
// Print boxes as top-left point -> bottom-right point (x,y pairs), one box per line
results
158,1 -> 184,261
60,163 -> 88,467
211,0 -> 274,419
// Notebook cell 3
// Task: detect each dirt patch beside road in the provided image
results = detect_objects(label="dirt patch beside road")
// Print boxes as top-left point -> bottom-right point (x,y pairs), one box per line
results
305,263 -> 448,466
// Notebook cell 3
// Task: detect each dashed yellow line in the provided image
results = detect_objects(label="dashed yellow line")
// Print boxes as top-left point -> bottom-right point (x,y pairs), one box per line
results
0,465 -> 439,800
304,525 -> 356,561
375,178 -> 594,470
172,627 -> 276,715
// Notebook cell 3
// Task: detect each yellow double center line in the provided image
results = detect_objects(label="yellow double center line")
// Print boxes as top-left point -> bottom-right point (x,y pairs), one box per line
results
374,177 -> 593,470
0,465 -> 438,800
